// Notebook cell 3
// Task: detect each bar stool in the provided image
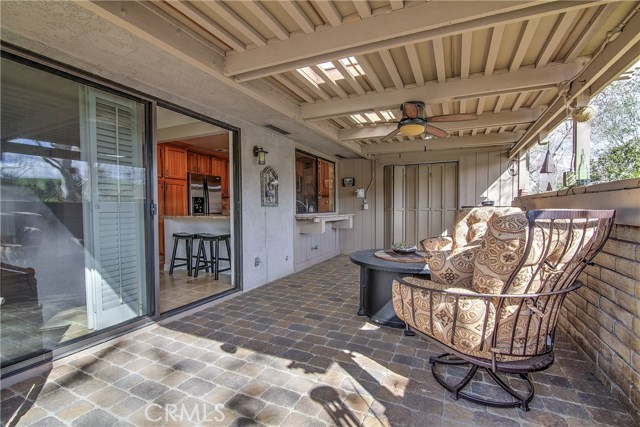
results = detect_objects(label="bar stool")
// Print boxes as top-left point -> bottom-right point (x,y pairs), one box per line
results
193,233 -> 231,279
169,232 -> 196,276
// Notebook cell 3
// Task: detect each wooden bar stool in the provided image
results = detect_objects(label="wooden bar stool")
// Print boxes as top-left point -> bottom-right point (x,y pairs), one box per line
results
169,232 -> 196,276
193,233 -> 231,279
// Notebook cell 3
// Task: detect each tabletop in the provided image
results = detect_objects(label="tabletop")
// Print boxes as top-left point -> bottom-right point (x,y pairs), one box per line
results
350,249 -> 430,275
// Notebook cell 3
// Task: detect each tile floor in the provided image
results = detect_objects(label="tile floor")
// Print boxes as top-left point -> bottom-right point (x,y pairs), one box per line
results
2,256 -> 638,426
159,270 -> 234,313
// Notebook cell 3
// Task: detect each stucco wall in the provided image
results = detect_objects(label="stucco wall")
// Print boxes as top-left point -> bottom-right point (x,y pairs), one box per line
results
515,179 -> 640,417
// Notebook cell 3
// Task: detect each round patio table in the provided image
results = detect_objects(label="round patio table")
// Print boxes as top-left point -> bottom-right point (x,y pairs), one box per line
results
350,249 -> 430,328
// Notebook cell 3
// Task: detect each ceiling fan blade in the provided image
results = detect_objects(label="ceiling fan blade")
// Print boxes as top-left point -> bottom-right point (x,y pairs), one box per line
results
429,113 -> 478,122
381,127 -> 401,142
424,125 -> 449,138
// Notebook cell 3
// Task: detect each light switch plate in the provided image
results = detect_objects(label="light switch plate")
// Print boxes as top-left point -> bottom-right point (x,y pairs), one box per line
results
356,188 -> 365,198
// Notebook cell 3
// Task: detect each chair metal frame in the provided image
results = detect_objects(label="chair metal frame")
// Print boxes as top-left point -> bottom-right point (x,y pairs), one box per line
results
395,209 -> 615,411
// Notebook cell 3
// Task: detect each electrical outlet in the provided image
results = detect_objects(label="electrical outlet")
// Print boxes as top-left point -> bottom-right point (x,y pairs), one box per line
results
254,257 -> 261,267
356,188 -> 365,198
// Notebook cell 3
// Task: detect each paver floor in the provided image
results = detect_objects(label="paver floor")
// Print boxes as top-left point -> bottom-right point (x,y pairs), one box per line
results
1,256 -> 637,426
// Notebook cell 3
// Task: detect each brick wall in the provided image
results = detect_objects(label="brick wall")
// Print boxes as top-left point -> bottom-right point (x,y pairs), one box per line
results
558,223 -> 640,416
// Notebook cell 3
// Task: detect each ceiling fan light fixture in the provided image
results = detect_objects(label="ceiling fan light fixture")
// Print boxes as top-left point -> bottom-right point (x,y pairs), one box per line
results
399,123 -> 425,136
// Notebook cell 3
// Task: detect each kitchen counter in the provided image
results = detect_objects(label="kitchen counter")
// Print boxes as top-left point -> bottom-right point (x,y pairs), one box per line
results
164,216 -> 231,271
295,213 -> 354,234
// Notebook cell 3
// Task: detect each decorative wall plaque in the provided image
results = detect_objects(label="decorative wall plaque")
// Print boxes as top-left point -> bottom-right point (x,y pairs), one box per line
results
261,166 -> 278,207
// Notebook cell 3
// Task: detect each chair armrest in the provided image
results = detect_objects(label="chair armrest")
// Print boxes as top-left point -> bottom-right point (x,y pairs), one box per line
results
392,278 -> 495,356
427,245 -> 479,287
419,236 -> 453,252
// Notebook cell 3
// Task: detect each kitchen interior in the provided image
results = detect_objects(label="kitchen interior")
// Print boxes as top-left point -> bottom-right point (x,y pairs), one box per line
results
156,107 -> 234,313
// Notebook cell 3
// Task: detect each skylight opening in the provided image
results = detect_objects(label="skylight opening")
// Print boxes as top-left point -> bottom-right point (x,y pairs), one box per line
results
380,110 -> 396,121
365,112 -> 381,123
350,114 -> 366,124
339,57 -> 365,77
296,67 -> 324,86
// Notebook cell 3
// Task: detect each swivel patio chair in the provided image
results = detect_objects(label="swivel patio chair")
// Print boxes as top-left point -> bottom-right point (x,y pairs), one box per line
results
393,209 -> 615,411
419,206 -> 522,287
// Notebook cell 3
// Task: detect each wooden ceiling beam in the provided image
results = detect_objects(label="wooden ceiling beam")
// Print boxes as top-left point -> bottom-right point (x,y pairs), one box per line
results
564,3 -> 618,63
201,1 -> 266,47
379,50 -> 404,90
389,1 -> 404,11
310,65 -> 349,98
302,63 -> 581,120
536,10 -> 579,67
405,44 -> 424,86
273,74 -> 315,103
485,25 -> 505,76
227,1 -> 601,80
510,18 -> 541,72
433,38 -> 447,83
280,1 -> 315,34
361,132 -> 522,154
243,1 -> 289,40
315,1 -> 342,27
339,108 -> 544,140
356,55 -> 385,92
334,60 -> 367,96
353,0 -> 372,19
166,1 -> 246,52
460,32 -> 472,79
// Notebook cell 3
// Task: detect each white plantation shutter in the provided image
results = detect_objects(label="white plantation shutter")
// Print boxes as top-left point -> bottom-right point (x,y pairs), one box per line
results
83,89 -> 146,329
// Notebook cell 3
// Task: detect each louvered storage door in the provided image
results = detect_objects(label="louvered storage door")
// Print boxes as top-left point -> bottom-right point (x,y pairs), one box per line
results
86,90 -> 146,330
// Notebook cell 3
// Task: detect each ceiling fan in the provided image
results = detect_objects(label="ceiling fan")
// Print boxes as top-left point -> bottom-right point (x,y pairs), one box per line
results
381,101 -> 477,141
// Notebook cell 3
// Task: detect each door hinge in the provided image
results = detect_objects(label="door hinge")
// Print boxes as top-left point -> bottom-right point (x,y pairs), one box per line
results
150,203 -> 158,216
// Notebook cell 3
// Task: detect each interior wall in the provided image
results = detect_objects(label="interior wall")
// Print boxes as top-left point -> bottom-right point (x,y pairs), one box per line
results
338,148 -> 519,252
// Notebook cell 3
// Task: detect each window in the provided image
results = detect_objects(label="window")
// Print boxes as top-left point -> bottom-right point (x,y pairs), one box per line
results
0,56 -> 149,368
295,151 -> 335,213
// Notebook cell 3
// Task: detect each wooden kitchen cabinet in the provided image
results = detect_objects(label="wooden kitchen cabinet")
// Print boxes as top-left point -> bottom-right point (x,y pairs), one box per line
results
162,145 -> 187,179
162,179 -> 188,216
187,152 -> 211,175
211,157 -> 229,196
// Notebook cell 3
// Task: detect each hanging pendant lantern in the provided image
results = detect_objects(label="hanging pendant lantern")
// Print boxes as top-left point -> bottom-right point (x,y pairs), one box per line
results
540,149 -> 556,174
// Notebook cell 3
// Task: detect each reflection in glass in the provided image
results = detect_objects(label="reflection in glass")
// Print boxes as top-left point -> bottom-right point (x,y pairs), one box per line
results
0,58 -> 148,367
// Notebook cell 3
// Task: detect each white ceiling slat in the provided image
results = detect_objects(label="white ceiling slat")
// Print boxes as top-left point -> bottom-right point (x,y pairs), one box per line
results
167,1 -> 246,52
484,128 -> 493,135
460,32 -> 472,79
405,44 -> 424,86
361,132 -> 522,154
227,1 -> 594,80
432,38 -> 447,83
379,50 -> 404,90
512,91 -> 530,111
529,89 -> 549,108
334,60 -> 367,96
311,65 -> 349,98
333,117 -> 353,129
353,0 -> 371,19
536,10 -> 579,67
424,104 -> 434,117
476,97 -> 486,115
243,1 -> 289,40
273,74 -> 315,103
355,55 -> 385,93
315,1 -> 342,27
339,109 -> 543,140
202,1 -> 267,47
280,1 -> 315,34
303,63 -> 581,120
290,71 -> 332,101
389,1 -> 404,11
509,18 -> 541,72
485,24 -> 505,76
564,3 -> 618,64
494,95 -> 506,113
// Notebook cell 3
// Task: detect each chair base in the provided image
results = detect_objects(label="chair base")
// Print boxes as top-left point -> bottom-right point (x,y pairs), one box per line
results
429,353 -> 534,411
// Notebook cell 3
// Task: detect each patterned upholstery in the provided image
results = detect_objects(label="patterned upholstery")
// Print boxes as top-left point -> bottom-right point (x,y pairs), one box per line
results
394,209 -> 615,363
419,206 -> 522,288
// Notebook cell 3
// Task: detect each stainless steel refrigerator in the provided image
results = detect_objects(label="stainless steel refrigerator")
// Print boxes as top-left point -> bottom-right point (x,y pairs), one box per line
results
188,173 -> 222,215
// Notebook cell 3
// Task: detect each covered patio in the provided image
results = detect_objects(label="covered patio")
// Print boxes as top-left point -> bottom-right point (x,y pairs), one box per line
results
1,1 -> 640,425
2,256 -> 637,426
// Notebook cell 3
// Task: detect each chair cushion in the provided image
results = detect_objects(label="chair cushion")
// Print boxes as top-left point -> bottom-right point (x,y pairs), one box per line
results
452,207 -> 523,251
425,245 -> 479,287
471,212 -> 529,294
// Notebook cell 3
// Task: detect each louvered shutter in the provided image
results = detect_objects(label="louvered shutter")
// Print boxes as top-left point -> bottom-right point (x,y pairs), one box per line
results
83,88 -> 146,330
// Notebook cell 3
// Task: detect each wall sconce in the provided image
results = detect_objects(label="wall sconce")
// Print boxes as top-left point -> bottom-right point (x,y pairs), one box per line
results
253,146 -> 268,165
